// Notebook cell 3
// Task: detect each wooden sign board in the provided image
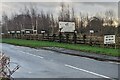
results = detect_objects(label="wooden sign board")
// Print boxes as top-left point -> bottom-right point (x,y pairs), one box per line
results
59,22 -> 75,32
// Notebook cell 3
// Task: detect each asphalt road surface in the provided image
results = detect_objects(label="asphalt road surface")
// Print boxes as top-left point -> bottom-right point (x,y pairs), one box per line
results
1,43 -> 119,79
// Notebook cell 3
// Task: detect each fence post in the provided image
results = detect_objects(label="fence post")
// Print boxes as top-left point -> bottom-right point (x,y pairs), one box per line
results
73,31 -> 77,44
89,33 -> 93,46
47,33 -> 49,41
59,28 -> 62,43
66,34 -> 69,43
42,33 -> 44,40
83,34 -> 86,44
53,34 -> 56,41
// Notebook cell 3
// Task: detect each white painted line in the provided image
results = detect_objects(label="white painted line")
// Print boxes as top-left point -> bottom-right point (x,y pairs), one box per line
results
19,51 -> 44,59
65,64 -> 111,79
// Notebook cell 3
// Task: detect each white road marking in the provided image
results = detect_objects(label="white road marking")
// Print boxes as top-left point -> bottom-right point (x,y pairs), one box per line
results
65,64 -> 111,79
19,51 -> 44,59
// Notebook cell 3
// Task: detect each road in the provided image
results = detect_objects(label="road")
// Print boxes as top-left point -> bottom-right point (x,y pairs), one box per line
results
1,43 -> 119,79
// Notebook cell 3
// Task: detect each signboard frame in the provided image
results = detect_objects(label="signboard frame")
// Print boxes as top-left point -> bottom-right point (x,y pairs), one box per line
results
104,35 -> 115,44
59,22 -> 75,32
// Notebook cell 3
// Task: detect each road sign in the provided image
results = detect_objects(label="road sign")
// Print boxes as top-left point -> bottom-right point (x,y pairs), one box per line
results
104,35 -> 115,44
59,22 -> 75,32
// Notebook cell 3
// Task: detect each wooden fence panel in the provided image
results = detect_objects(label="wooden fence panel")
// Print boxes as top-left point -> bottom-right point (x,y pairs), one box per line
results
2,34 -> 120,48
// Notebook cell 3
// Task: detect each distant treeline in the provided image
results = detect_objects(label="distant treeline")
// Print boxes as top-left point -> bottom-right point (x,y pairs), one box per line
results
1,3 -> 120,36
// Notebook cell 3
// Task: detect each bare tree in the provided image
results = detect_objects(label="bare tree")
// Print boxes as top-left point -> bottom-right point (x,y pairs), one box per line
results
71,7 -> 75,22
105,10 -> 114,19
50,13 -> 55,34
58,2 -> 70,22
2,12 -> 9,33
30,5 -> 37,33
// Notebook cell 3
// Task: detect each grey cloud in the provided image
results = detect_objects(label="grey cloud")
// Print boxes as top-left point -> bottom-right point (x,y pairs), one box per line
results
1,2 -> 118,21
81,2 -> 118,7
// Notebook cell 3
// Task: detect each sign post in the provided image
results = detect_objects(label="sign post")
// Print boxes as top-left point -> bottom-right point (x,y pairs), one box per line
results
73,30 -> 77,44
59,22 -> 75,32
104,35 -> 115,44
104,35 -> 116,48
59,22 -> 75,43
89,30 -> 94,46
41,30 -> 45,39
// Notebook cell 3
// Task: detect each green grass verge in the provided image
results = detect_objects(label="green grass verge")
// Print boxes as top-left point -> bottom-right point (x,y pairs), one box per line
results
1,38 -> 119,57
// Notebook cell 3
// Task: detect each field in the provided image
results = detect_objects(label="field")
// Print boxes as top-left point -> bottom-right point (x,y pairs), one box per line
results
1,38 -> 119,57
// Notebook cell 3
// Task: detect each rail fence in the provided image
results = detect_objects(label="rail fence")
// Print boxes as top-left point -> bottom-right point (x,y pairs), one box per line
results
2,34 -> 120,48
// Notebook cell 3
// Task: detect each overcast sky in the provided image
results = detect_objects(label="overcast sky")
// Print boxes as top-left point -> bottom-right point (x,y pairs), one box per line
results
0,0 -> 120,21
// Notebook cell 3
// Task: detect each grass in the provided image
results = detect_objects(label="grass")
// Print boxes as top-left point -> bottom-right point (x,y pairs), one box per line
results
1,38 -> 119,57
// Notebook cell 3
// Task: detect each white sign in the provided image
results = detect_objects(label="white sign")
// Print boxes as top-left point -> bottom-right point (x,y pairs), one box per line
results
11,31 -> 15,33
8,31 -> 10,34
33,30 -> 37,32
90,30 -> 94,33
1,33 -> 4,34
16,31 -> 20,33
41,31 -> 45,34
25,31 -> 30,34
59,22 -> 75,32
104,35 -> 115,44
